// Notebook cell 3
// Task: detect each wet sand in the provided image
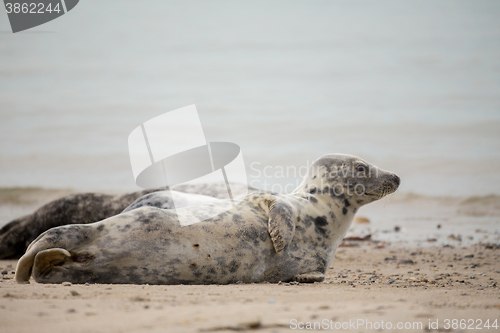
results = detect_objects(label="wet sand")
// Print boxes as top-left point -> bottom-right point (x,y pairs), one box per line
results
1,243 -> 499,333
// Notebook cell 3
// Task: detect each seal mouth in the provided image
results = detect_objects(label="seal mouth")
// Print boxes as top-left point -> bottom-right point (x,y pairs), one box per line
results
365,180 -> 399,200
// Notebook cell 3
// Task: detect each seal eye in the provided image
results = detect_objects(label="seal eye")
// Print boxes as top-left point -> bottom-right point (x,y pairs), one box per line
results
356,165 -> 366,173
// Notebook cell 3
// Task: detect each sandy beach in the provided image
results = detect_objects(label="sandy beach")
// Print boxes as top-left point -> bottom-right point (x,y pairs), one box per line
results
1,242 -> 499,333
1,188 -> 499,332
1,1 -> 499,332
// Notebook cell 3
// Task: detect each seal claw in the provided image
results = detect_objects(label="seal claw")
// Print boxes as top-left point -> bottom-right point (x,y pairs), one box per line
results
292,271 -> 325,283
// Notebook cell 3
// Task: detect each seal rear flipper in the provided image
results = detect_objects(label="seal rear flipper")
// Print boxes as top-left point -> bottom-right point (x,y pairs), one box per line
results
15,249 -> 36,284
15,248 -> 71,284
33,248 -> 72,282
15,224 -> 97,284
268,200 -> 296,253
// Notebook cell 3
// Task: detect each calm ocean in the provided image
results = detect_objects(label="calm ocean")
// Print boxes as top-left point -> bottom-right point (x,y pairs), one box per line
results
0,1 -> 499,198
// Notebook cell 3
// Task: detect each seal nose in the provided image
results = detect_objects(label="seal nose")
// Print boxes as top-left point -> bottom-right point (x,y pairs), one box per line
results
393,175 -> 401,187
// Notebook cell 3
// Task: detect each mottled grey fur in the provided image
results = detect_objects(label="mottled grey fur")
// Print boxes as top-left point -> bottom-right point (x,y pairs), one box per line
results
15,154 -> 400,285
0,183 -> 252,259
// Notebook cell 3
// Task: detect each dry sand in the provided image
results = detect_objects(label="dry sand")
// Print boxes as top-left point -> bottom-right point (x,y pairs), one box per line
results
1,242 -> 499,333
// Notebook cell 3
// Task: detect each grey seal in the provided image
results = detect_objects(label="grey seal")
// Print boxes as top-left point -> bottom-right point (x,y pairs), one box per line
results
15,154 -> 400,285
0,183 -> 251,259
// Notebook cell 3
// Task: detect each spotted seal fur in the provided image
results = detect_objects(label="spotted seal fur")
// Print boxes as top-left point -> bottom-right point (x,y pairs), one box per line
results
15,154 -> 400,285
0,183 -> 252,259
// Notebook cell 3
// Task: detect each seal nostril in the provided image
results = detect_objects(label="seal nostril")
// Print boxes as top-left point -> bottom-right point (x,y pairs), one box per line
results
394,175 -> 401,186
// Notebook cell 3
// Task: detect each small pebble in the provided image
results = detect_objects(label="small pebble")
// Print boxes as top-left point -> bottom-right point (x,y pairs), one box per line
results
394,226 -> 401,232
384,257 -> 397,261
268,298 -> 276,304
66,309 -> 76,313
464,254 -> 474,258
70,290 -> 79,296
387,280 -> 395,285
469,275 -> 475,279
399,259 -> 414,265
62,282 -> 72,286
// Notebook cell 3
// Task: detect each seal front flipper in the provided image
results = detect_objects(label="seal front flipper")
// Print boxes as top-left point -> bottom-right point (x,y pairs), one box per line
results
292,271 -> 325,283
268,199 -> 296,253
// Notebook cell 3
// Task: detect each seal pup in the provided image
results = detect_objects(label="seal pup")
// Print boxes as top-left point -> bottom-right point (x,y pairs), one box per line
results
0,183 -> 252,259
15,154 -> 400,285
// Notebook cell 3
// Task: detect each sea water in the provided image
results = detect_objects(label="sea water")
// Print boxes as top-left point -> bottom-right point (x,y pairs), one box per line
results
0,1 -> 499,243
